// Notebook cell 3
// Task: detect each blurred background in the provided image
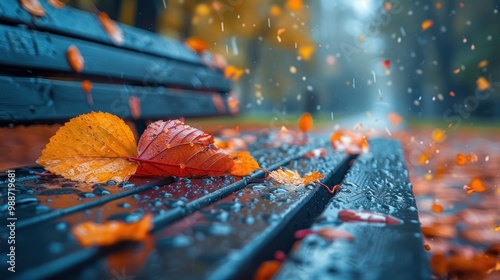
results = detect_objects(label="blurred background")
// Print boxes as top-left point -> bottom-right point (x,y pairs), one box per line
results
68,0 -> 500,122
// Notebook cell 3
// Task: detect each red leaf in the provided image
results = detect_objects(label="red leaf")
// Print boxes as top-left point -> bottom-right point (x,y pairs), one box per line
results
338,209 -> 402,225
131,120 -> 234,177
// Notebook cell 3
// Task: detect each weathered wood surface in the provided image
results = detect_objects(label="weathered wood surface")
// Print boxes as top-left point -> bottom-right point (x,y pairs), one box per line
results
0,1 -> 232,125
0,0 -> 199,64
0,76 -> 234,124
0,134 -> 342,280
275,139 -> 430,280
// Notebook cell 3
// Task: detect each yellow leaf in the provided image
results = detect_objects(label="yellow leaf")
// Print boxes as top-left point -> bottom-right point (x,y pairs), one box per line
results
298,45 -> 315,61
72,214 -> 152,247
37,112 -> 139,183
269,169 -> 304,185
476,77 -> 490,91
286,0 -> 303,11
230,151 -> 260,176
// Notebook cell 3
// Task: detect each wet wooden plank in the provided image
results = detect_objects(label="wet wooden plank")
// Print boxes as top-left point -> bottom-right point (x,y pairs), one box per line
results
0,0 -> 200,64
275,139 -> 431,280
0,135 -> 323,279
0,25 -> 230,92
0,76 -> 234,125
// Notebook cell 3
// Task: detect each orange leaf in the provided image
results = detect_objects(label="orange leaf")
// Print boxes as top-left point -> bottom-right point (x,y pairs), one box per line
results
286,0 -> 303,11
48,0 -> 65,8
37,112 -> 139,183
185,37 -> 209,53
456,153 -> 467,166
99,12 -> 124,45
303,170 -> 324,185
230,151 -> 260,176
269,169 -> 304,185
20,0 -> 46,16
387,112 -> 402,126
421,19 -> 434,31
131,120 -> 234,177
67,45 -> 84,73
253,260 -> 281,280
269,169 -> 325,187
464,178 -> 487,195
431,129 -> 446,143
298,112 -> 313,133
476,77 -> 490,91
72,214 -> 152,247
224,65 -> 245,81
432,201 -> 443,213
330,130 -> 369,154
298,45 -> 315,60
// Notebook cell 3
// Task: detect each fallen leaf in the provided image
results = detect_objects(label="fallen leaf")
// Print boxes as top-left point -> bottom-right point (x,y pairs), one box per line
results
387,112 -> 403,126
476,77 -> 490,91
269,168 -> 304,185
253,260 -> 281,280
72,214 -> 152,247
421,19 -> 434,31
338,210 -> 403,225
447,254 -> 496,279
185,37 -> 209,53
37,112 -> 139,183
432,201 -> 444,213
298,45 -> 315,60
81,80 -> 93,106
422,224 -> 457,238
298,112 -> 313,133
464,178 -> 487,195
269,5 -> 282,16
286,0 -> 303,11
67,45 -> 84,73
431,129 -> 446,143
131,120 -> 234,177
478,60 -> 488,68
303,170 -> 324,185
224,65 -> 245,81
305,148 -> 327,159
48,0 -> 65,8
330,130 -> 369,154
99,12 -> 124,45
317,228 -> 354,241
381,59 -> 391,69
20,0 -> 45,16
128,96 -> 141,119
430,253 -> 448,278
230,151 -> 260,176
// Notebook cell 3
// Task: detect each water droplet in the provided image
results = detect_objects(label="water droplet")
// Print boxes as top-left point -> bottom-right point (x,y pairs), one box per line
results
193,223 -> 233,236
117,203 -> 131,208
78,192 -> 96,198
35,205 -> 51,214
93,187 -> 111,196
48,242 -> 65,254
158,235 -> 191,249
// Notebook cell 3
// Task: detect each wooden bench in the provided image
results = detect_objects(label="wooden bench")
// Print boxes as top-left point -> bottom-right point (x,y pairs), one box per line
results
0,0 -> 235,129
0,2 -> 429,279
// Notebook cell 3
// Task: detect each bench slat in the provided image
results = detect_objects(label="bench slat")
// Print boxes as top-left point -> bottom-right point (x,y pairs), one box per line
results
1,136 -> 322,279
0,76 -> 234,124
275,139 -> 430,280
0,0 -> 200,64
0,25 -> 230,92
